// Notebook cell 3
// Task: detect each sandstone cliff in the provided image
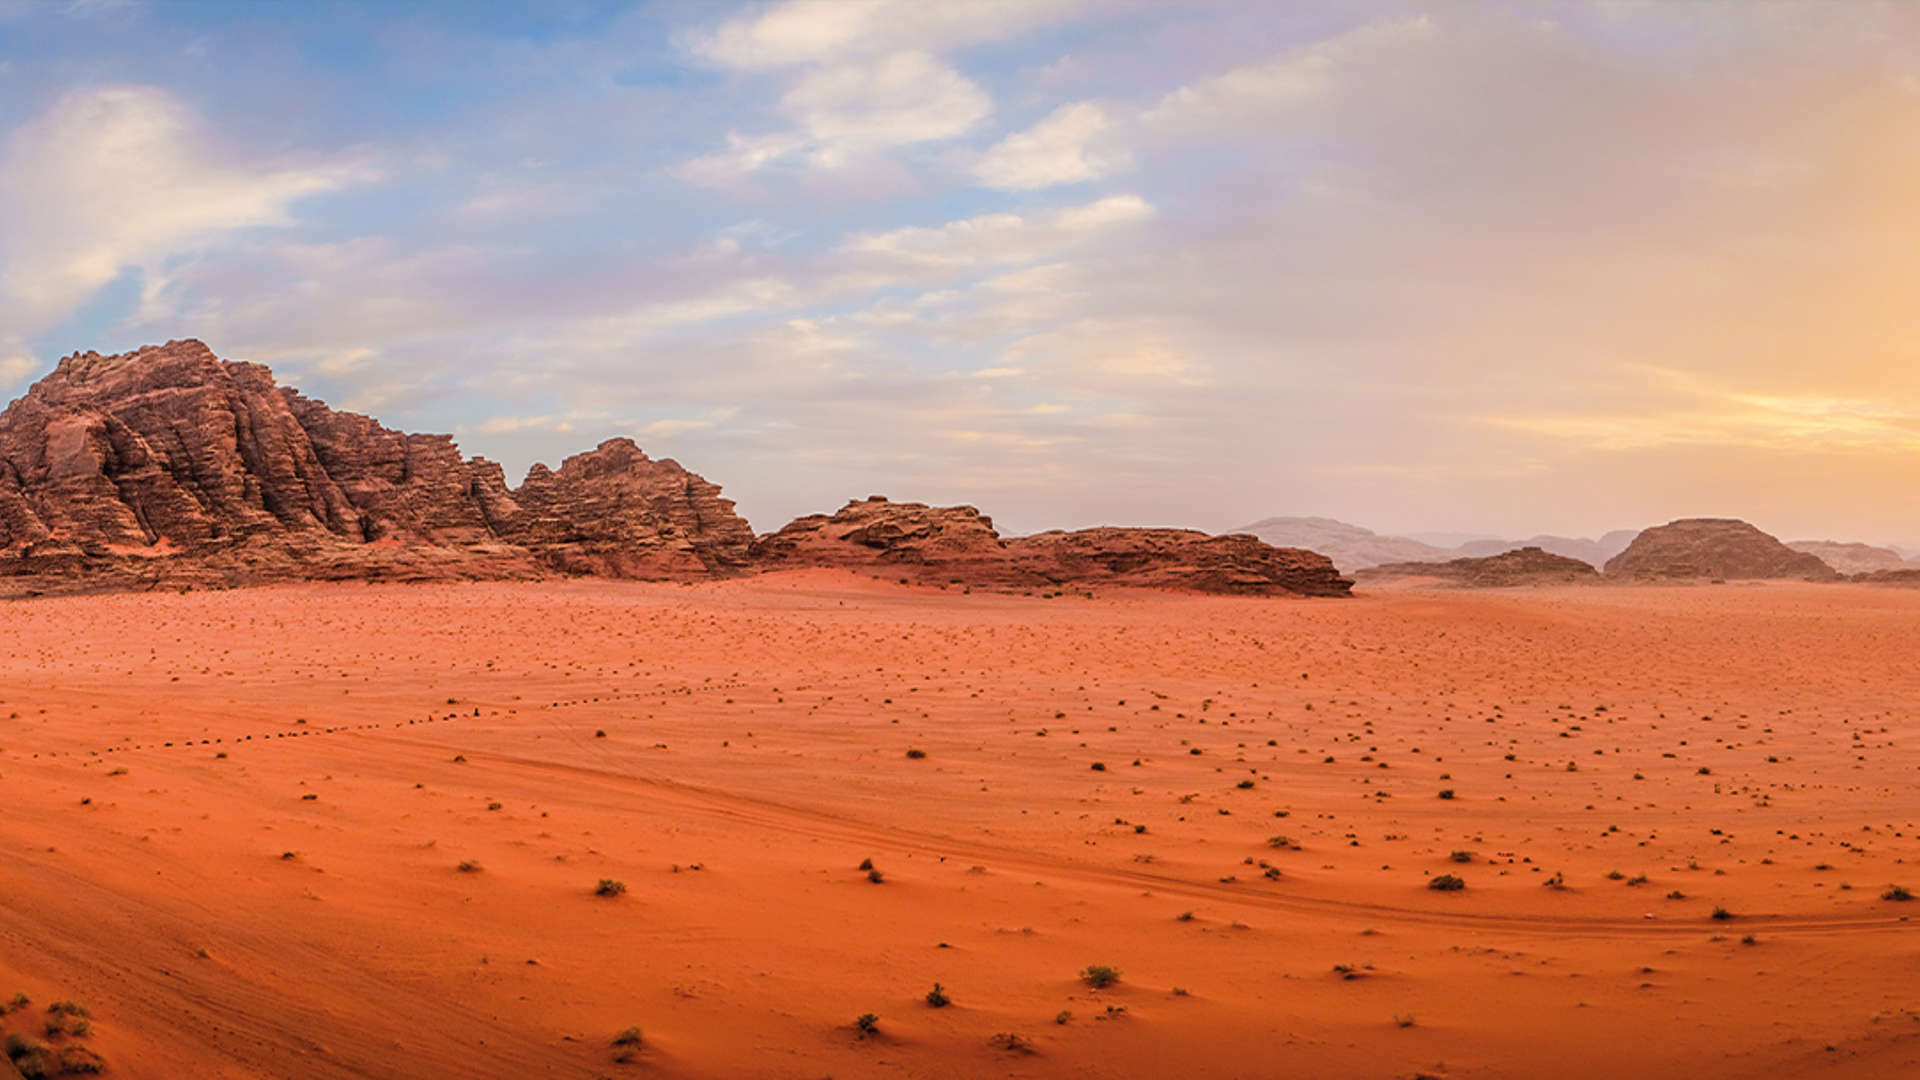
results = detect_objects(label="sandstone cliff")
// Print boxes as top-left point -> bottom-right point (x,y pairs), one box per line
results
753,496 -> 1353,597
0,340 -> 751,591
2,342 -> 1352,598
1354,546 -> 1601,587
1603,519 -> 1839,581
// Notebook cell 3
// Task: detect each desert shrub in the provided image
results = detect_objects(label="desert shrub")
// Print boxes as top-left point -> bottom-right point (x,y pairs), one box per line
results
595,878 -> 627,897
1710,906 -> 1734,921
1883,885 -> 1913,902
905,748 -> 927,759
925,983 -> 950,1008
854,1013 -> 879,1037
1449,850 -> 1473,863
1080,964 -> 1121,989
867,868 -> 885,883
611,1026 -> 643,1047
989,1032 -> 1036,1054
1428,874 -> 1466,891
1437,789 -> 1455,800
457,860 -> 481,873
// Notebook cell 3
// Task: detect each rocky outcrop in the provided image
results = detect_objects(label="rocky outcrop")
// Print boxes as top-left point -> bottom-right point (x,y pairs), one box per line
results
1009,527 -> 1352,596
1603,519 -> 1839,581
1355,546 -> 1601,587
1785,540 -> 1912,575
505,438 -> 753,577
1232,516 -> 1453,572
754,497 -> 1352,596
1,342 -> 1354,599
0,340 -> 752,592
1851,568 -> 1920,587
747,496 -> 1009,579
1451,531 -> 1639,569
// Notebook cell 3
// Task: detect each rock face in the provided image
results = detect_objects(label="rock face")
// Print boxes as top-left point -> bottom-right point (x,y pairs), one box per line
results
0,340 -> 752,590
1355,546 -> 1601,587
1,341 -> 1353,598
1452,531 -> 1639,569
1853,568 -> 1920,587
755,497 -> 1353,596
1785,540 -> 1912,575
1232,516 -> 1452,572
1603,519 -> 1839,581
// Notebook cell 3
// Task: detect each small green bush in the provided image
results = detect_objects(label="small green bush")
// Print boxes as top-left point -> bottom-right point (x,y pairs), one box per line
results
1080,964 -> 1121,989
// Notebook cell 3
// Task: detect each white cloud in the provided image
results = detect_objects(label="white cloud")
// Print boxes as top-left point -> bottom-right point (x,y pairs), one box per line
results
0,85 -> 372,337
679,51 -> 991,179
1002,316 -> 1201,384
688,0 -> 1088,71
784,51 -> 990,165
0,351 -> 35,389
975,101 -> 1122,189
842,194 -> 1152,268
1143,15 -> 1434,136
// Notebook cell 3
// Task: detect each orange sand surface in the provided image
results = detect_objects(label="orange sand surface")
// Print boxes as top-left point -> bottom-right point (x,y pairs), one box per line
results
5,573 -> 1920,1078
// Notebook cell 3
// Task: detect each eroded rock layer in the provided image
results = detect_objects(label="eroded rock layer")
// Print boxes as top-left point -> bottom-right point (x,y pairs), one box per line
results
1603,519 -> 1839,581
752,496 -> 1353,597
1355,546 -> 1601,587
0,340 -> 751,590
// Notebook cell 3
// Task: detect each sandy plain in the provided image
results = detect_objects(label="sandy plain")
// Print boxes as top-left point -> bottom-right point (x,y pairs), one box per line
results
3,572 -> 1920,1079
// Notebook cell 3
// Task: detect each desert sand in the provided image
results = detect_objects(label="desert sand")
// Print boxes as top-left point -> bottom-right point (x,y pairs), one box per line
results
4,573 -> 1920,1078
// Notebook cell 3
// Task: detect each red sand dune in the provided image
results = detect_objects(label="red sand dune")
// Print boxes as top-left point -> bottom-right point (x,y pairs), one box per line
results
3,573 -> 1920,1077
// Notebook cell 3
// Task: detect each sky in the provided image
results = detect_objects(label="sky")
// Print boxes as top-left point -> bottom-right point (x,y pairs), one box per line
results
1,0 -> 1918,544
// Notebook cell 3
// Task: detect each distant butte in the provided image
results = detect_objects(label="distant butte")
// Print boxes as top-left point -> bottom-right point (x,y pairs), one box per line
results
0,340 -> 1351,598
1603,518 -> 1840,581
1355,546 -> 1601,587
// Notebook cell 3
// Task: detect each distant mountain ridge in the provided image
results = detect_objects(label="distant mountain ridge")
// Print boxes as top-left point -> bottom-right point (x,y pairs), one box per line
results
1784,540 -> 1913,575
1238,515 -> 1917,584
1235,516 -> 1637,573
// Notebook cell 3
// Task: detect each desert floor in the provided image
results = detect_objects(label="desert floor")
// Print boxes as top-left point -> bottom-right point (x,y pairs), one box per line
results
4,574 -> 1920,1078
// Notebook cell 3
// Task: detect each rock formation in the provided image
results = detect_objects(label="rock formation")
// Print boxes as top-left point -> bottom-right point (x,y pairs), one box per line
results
0,340 -> 751,591
754,497 -> 1353,596
1354,546 -> 1601,587
1603,519 -> 1839,581
1231,516 -> 1453,572
1235,516 -> 1638,572
1451,530 -> 1639,569
1,341 -> 1351,598
1784,540 -> 1912,575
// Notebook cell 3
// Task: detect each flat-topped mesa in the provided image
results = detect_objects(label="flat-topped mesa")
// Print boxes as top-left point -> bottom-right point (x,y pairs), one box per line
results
1603,518 -> 1840,581
1010,527 -> 1353,596
752,497 -> 1353,596
0,340 -> 753,589
1354,546 -> 1601,587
